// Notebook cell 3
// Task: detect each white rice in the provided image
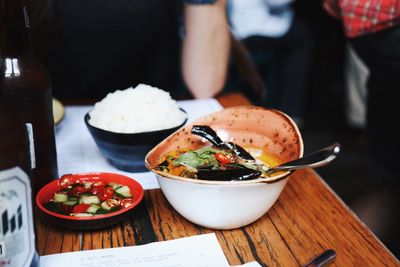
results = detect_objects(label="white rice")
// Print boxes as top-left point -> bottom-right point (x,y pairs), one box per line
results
88,84 -> 187,133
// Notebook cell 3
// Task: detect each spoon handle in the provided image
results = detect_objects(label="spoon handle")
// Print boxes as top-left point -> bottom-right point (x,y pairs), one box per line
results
268,143 -> 340,173
303,249 -> 337,267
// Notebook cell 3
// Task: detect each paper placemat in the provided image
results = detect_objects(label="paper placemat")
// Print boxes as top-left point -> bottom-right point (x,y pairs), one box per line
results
55,98 -> 223,189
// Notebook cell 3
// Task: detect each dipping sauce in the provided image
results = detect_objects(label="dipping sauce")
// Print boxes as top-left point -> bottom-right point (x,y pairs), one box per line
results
43,177 -> 134,217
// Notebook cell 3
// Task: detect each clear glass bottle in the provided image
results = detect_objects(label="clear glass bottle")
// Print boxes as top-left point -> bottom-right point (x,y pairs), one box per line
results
0,0 -> 58,194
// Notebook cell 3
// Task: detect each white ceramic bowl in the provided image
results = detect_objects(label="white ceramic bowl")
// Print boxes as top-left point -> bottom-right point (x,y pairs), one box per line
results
145,106 -> 303,229
156,174 -> 289,229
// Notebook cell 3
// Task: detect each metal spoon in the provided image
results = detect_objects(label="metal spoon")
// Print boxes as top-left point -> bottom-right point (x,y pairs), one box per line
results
303,249 -> 337,267
264,142 -> 340,175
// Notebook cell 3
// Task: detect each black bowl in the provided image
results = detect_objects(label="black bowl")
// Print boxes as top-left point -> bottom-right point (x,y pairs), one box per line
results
84,109 -> 187,172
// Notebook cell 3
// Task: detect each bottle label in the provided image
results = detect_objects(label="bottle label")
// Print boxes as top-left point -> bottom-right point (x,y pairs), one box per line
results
0,167 -> 35,267
25,123 -> 36,169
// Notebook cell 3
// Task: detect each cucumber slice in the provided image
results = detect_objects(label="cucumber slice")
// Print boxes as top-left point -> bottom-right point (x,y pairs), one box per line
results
87,204 -> 100,214
54,193 -> 68,203
115,185 -> 132,198
83,182 -> 93,188
101,201 -> 112,211
63,199 -> 78,206
78,193 -> 91,203
80,195 -> 100,205
108,182 -> 121,190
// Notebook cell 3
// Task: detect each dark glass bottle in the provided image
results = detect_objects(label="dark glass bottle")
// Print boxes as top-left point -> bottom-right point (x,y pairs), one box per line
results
0,0 -> 58,194
0,95 -> 40,266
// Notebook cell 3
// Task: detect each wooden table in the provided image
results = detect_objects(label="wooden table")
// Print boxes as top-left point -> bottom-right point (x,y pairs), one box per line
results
36,92 -> 399,266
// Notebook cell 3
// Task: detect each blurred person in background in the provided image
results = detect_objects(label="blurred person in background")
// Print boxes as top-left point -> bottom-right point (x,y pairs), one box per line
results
344,44 -> 369,130
324,0 -> 400,256
226,0 -> 314,127
181,0 -> 230,98
30,0 -> 230,101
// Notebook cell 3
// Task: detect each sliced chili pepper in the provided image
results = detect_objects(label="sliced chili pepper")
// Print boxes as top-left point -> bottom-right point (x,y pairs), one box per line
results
121,198 -> 134,208
72,203 -> 90,214
106,197 -> 121,208
71,185 -> 89,196
90,186 -> 105,196
92,180 -> 107,187
59,175 -> 73,188
214,153 -> 231,164
99,187 -> 115,201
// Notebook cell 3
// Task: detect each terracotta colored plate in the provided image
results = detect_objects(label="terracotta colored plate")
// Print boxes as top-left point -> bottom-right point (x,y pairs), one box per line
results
36,172 -> 144,230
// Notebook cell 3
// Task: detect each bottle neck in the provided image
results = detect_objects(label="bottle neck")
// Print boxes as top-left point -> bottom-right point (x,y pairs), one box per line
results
0,0 -> 33,57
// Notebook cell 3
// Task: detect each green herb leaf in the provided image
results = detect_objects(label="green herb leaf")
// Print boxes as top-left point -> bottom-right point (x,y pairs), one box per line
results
174,147 -> 223,169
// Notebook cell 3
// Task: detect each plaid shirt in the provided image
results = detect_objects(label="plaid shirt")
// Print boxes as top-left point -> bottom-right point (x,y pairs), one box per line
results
324,0 -> 400,37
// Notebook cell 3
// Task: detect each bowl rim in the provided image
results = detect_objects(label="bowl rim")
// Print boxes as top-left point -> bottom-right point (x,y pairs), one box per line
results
145,106 -> 304,185
153,170 -> 294,185
84,108 -> 188,136
36,172 -> 144,221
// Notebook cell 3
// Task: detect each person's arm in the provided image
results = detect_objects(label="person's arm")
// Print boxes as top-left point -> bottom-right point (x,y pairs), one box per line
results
181,0 -> 230,98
